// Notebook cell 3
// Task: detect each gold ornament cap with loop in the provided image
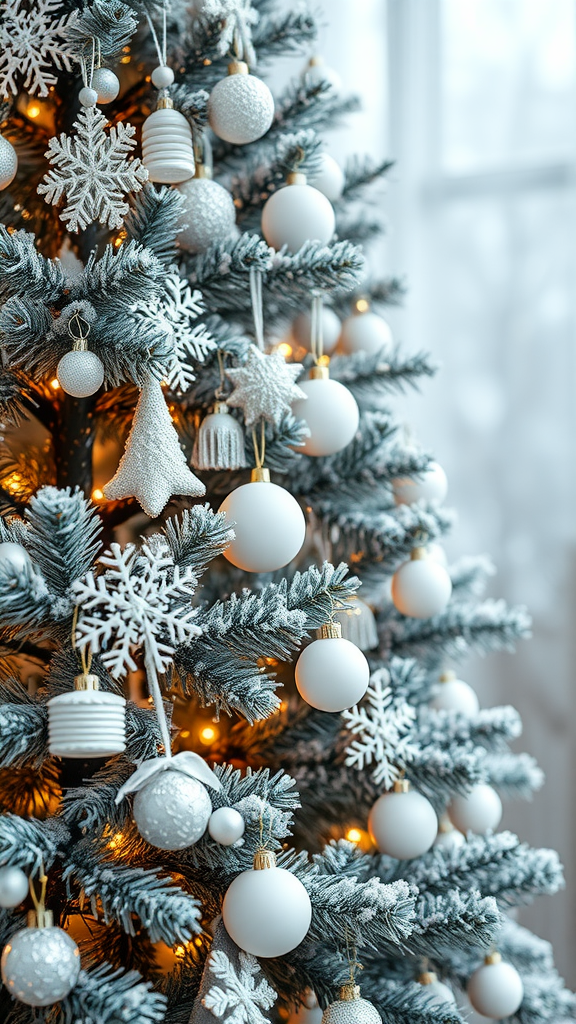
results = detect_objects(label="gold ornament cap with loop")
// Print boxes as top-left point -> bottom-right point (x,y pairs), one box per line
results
410,545 -> 429,562
253,847 -> 276,870
74,672 -> 99,691
339,983 -> 361,1002
439,669 -> 456,682
228,60 -> 249,76
418,971 -> 438,986
287,170 -> 307,186
27,907 -> 54,930
393,777 -> 411,794
319,621 -> 342,640
484,951 -> 502,966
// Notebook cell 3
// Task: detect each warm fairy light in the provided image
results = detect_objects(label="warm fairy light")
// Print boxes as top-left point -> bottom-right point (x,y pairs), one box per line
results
174,945 -> 186,958
277,342 -> 292,358
355,297 -> 370,314
199,725 -> 218,745
180,730 -> 190,739
91,488 -> 104,501
317,354 -> 330,367
280,700 -> 288,712
194,937 -> 203,947
346,828 -> 363,844
27,103 -> 41,119
51,378 -> 61,390
108,831 -> 124,850
3,472 -> 22,494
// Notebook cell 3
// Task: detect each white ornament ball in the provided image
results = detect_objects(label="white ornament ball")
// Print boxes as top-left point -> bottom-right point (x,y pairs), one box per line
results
56,350 -> 105,398
78,85 -> 98,107
467,957 -> 524,1019
262,180 -> 335,253
219,479 -> 306,573
133,769 -> 212,850
448,783 -> 502,835
434,823 -> 466,853
334,597 -> 379,651
292,377 -> 359,456
151,64 -> 175,89
310,153 -> 345,202
222,853 -> 312,957
321,989 -> 382,1024
427,542 -> 448,566
177,175 -> 236,254
0,866 -> 28,908
142,107 -> 195,183
392,462 -> 448,506
431,672 -> 479,716
208,807 -> 245,846
208,69 -> 274,145
0,542 -> 29,574
391,551 -> 452,619
0,135 -> 17,190
292,306 -> 341,355
340,311 -> 393,357
368,787 -> 438,859
48,685 -> 126,758
1,924 -> 80,1007
304,56 -> 342,92
91,67 -> 120,103
295,630 -> 370,713
420,975 -> 456,1007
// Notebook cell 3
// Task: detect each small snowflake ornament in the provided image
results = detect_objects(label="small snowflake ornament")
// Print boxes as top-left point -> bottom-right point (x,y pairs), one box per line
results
226,344 -> 306,428
342,669 -> 417,788
38,106 -> 148,232
0,0 -> 78,98
190,922 -> 276,1024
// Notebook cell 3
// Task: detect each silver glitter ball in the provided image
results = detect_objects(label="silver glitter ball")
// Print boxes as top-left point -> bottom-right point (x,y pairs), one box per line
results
91,67 -> 120,104
1,925 -> 80,1007
178,176 -> 236,254
133,768 -> 212,850
57,350 -> 104,398
0,134 -> 17,190
321,989 -> 382,1024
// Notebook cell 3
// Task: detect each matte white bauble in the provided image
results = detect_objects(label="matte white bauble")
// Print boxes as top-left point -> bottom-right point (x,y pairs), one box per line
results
0,135 -> 17,190
0,542 -> 29,574
295,622 -> 370,713
208,63 -> 274,144
1,919 -> 81,1007
222,849 -> 312,957
419,972 -> 456,1007
340,310 -> 393,357
392,462 -> 448,506
208,807 -> 245,846
151,65 -> 175,89
262,175 -> 335,253
304,56 -> 342,92
311,153 -> 345,202
56,350 -> 105,398
431,670 -> 479,716
391,548 -> 452,619
448,783 -> 502,835
133,769 -> 212,850
368,782 -> 437,859
78,86 -> 98,107
292,306 -> 341,354
434,818 -> 466,853
467,955 -> 523,1019
91,67 -> 120,103
0,866 -> 28,908
142,105 -> 195,183
321,986 -> 382,1024
292,372 -> 359,457
177,173 -> 236,254
219,474 -> 306,572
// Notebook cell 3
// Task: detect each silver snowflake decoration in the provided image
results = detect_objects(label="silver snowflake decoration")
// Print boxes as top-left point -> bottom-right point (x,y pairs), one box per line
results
38,106 -> 148,232
203,949 -> 275,1024
0,0 -> 78,98
226,344 -> 306,428
342,669 -> 417,788
132,271 -> 216,394
72,539 -> 201,678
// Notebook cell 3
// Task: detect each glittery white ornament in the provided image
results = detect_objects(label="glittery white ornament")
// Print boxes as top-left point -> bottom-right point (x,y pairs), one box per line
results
321,985 -> 382,1024
48,675 -> 126,758
368,781 -> 438,859
177,170 -> 236,253
261,173 -> 335,253
208,806 -> 245,846
0,866 -> 28,908
104,373 -> 205,518
418,972 -> 456,1007
467,954 -> 523,1019
334,596 -> 379,651
292,306 -> 341,354
391,548 -> 452,619
222,848 -> 312,958
56,349 -> 104,397
1,917 -> 80,1007
226,344 -> 306,427
292,369 -> 359,456
0,541 -> 29,574
219,473 -> 306,572
340,309 -> 393,357
295,622 -> 370,713
91,67 -> 120,103
0,135 -> 17,190
133,768 -> 212,850
431,670 -> 479,716
142,101 -> 195,184
192,404 -> 247,470
392,461 -> 448,506
208,62 -> 274,144
310,153 -> 345,202
448,783 -> 502,835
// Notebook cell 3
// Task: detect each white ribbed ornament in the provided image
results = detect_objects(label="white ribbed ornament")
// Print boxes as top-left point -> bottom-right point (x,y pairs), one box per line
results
208,62 -> 274,144
334,596 -> 379,651
321,985 -> 382,1024
192,404 -> 247,470
48,675 -> 126,758
56,350 -> 105,398
142,100 -> 195,184
177,170 -> 236,254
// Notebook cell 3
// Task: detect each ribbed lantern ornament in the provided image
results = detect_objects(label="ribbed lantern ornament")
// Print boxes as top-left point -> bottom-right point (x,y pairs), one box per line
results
142,97 -> 195,184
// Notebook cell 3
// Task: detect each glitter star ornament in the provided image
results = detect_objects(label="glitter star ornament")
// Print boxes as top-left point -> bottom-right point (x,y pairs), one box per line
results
104,373 -> 205,518
226,344 -> 306,428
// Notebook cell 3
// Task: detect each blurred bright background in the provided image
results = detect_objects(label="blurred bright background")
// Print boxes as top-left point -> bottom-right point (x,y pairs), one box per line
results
315,0 -> 576,989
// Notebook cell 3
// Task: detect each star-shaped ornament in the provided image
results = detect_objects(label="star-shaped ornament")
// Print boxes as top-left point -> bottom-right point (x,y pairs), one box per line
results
225,344 -> 306,428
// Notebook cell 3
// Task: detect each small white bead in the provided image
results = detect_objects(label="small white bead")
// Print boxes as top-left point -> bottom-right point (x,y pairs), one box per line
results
152,65 -> 175,89
79,86 -> 98,107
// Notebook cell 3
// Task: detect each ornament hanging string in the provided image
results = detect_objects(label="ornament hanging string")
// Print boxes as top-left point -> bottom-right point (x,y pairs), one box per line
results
230,2 -> 257,66
251,419 -> 266,470
71,604 -> 92,677
143,644 -> 173,760
79,36 -> 99,89
310,291 -> 324,363
145,8 -> 168,70
29,859 -> 48,920
250,266 -> 265,351
68,311 -> 91,353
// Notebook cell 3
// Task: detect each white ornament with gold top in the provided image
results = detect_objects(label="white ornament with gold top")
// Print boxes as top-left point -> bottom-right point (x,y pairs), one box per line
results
368,779 -> 438,859
219,465 -> 306,572
418,971 -> 456,1007
448,783 -> 502,835
340,301 -> 393,357
321,983 -> 382,1024
209,60 -> 274,144
1,906 -> 80,1008
295,621 -> 370,713
431,669 -> 479,715
467,952 -> 524,1019
292,362 -> 359,457
391,546 -> 452,619
142,65 -> 195,184
262,171 -> 335,253
48,670 -> 126,759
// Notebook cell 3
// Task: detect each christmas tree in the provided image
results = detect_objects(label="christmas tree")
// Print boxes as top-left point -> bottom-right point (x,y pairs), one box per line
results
0,2 -> 572,1023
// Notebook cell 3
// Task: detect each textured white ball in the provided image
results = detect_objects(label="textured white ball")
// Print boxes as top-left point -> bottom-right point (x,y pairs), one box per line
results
321,992 -> 382,1024
292,377 -> 359,456
368,788 -> 438,859
177,175 -> 236,254
468,959 -> 523,1019
48,687 -> 126,758
0,542 -> 29,574
310,153 -> 345,202
0,135 -> 17,190
295,635 -> 370,713
448,783 -> 502,835
151,64 -> 175,89
78,85 -> 98,107
1,925 -> 80,1007
91,67 -> 120,103
208,71 -> 274,144
391,554 -> 452,619
222,862 -> 312,957
262,181 -> 335,253
208,807 -> 245,846
133,770 -> 212,850
57,350 -> 104,398
340,311 -> 393,357
0,866 -> 29,908
219,480 -> 306,572
292,307 -> 341,354
392,462 -> 448,506
431,674 -> 479,716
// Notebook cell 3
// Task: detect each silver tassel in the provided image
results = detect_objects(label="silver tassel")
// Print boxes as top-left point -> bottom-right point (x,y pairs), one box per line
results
335,597 -> 379,651
192,402 -> 247,470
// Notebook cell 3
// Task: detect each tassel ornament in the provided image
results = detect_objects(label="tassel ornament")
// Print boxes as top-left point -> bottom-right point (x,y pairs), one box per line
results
192,403 -> 247,470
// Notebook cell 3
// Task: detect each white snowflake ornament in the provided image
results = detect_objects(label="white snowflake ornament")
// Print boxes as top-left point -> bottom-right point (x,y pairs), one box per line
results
0,0 -> 78,98
203,950 -> 275,1024
342,670 -> 417,788
226,344 -> 306,428
38,106 -> 148,232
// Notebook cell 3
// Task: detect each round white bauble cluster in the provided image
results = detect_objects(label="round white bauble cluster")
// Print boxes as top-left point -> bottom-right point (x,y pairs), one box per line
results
391,548 -> 452,619
292,374 -> 359,457
222,851 -> 312,958
295,626 -> 370,713
467,955 -> 523,1019
57,350 -> 105,398
208,65 -> 274,145
448,783 -> 502,835
219,477 -> 306,573
0,135 -> 17,190
292,306 -> 341,355
262,176 -> 335,253
392,461 -> 448,506
340,310 -> 393,357
1,923 -> 81,1007
178,174 -> 236,254
208,807 -> 245,846
0,866 -> 29,908
133,769 -> 212,850
368,784 -> 437,860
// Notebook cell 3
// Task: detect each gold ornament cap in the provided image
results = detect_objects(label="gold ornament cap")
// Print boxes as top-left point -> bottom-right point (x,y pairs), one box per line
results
195,163 -> 212,179
74,673 -> 99,691
309,364 -> 329,380
287,171 -> 307,186
339,984 -> 360,1002
251,467 -> 271,483
253,848 -> 276,870
393,778 -> 410,794
157,96 -> 174,110
485,951 -> 502,966
228,60 -> 249,76
419,971 -> 438,986
28,908 -> 54,929
439,669 -> 456,682
319,621 -> 342,640
410,546 -> 428,561
213,401 -> 230,415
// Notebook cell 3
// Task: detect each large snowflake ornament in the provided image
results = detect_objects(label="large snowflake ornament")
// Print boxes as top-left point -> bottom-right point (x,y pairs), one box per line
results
203,949 -> 275,1024
132,271 -> 216,394
38,106 -> 148,232
0,0 -> 78,98
72,539 -> 201,679
226,344 -> 306,428
342,669 -> 417,788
